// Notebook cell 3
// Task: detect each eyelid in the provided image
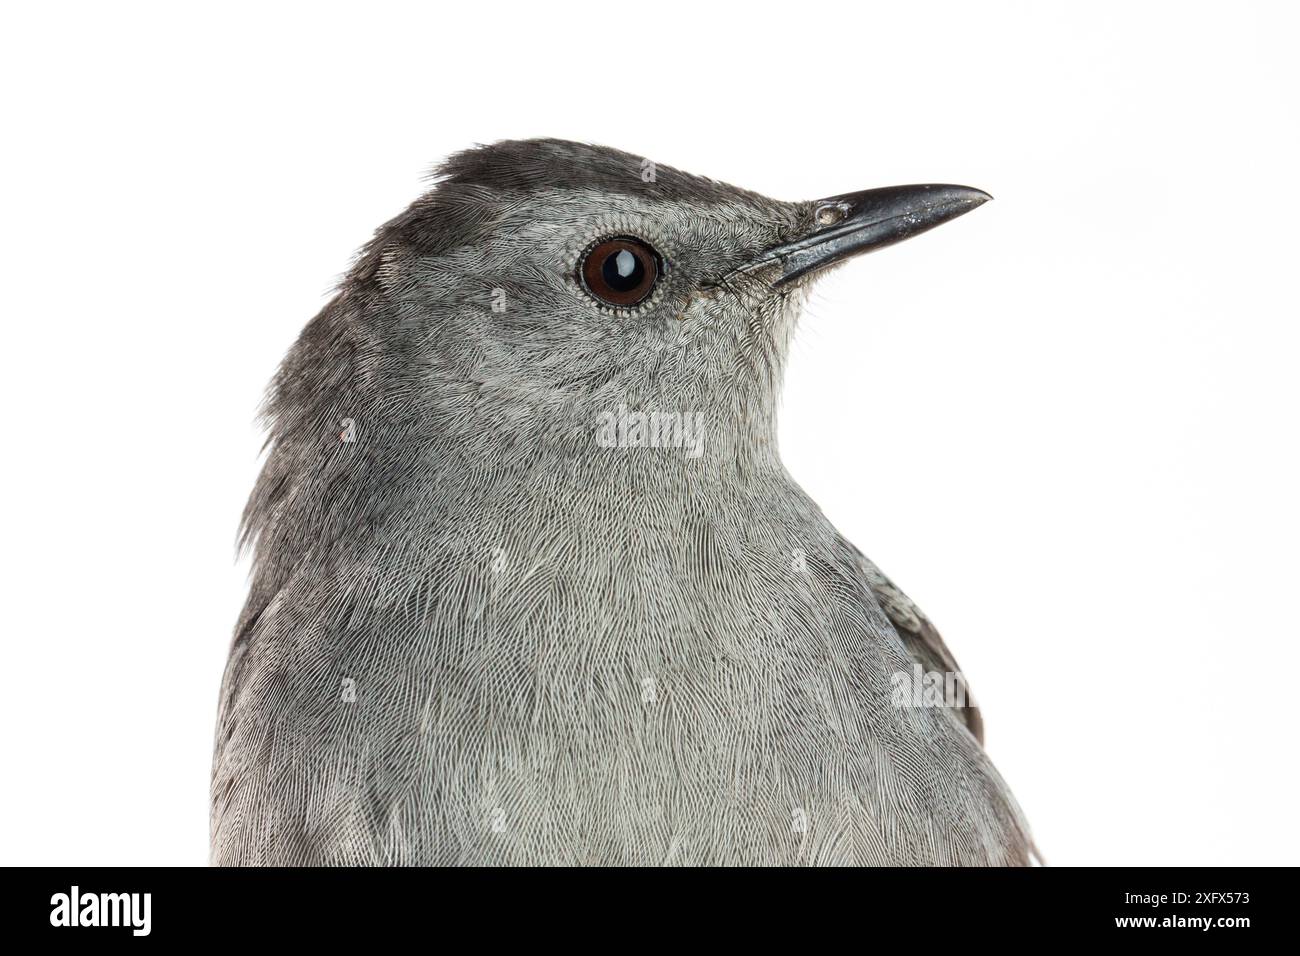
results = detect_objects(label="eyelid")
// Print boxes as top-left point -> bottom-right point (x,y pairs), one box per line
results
565,218 -> 678,316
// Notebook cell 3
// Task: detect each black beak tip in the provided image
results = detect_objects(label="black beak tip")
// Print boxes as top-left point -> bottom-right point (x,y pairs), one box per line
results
770,182 -> 994,285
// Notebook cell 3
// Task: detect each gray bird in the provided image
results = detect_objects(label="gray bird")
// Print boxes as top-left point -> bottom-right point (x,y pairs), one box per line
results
212,139 -> 1033,866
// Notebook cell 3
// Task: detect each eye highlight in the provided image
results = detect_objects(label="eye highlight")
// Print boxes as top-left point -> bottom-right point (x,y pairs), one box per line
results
579,237 -> 661,307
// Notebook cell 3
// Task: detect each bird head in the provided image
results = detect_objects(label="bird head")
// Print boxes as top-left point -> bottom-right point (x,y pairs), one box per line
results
262,139 -> 989,486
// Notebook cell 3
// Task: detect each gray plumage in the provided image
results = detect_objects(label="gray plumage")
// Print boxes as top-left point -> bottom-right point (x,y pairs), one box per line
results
211,139 -> 1032,865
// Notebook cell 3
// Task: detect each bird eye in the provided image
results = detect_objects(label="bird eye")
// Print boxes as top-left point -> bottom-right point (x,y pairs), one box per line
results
579,237 -> 660,307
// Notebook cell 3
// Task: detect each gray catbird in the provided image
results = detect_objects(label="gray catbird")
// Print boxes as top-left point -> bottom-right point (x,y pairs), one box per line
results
212,139 -> 1033,866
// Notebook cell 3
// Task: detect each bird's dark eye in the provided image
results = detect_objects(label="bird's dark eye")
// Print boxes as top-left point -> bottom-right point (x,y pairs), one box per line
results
579,237 -> 660,307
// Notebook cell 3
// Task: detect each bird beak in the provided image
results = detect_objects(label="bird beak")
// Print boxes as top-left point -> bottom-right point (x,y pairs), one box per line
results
762,184 -> 992,286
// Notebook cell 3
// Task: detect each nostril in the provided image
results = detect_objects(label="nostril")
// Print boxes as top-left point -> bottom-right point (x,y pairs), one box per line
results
815,202 -> 849,226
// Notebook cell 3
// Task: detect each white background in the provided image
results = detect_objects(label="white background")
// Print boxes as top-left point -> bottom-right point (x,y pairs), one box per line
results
2,1 -> 1296,866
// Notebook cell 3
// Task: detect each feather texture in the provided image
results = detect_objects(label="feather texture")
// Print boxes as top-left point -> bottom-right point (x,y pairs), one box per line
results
212,140 -> 1032,865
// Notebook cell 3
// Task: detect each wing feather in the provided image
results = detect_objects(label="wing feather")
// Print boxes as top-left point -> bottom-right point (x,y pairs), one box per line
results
850,550 -> 985,743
